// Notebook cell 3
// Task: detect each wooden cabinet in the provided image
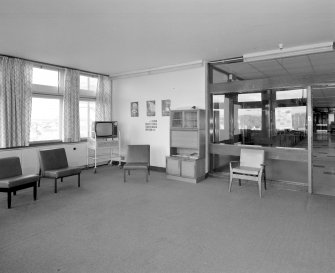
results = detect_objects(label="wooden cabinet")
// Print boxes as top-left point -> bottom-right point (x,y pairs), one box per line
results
166,109 -> 206,183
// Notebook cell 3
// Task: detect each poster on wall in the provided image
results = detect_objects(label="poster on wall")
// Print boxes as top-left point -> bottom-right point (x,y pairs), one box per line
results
131,102 -> 139,117
146,100 -> 156,116
161,99 -> 171,116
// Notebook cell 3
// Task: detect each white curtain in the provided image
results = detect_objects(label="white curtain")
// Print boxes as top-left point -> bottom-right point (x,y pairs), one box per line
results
96,75 -> 112,121
63,69 -> 80,142
0,57 -> 33,148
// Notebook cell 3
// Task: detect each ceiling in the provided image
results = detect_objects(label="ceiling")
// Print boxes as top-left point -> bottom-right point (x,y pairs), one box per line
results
0,0 -> 334,76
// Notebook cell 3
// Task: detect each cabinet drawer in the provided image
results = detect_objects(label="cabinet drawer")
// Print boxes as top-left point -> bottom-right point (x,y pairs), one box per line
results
181,160 -> 196,178
171,131 -> 198,148
166,157 -> 180,176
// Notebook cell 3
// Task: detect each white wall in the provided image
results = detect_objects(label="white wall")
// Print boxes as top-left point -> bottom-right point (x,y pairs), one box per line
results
112,66 -> 206,168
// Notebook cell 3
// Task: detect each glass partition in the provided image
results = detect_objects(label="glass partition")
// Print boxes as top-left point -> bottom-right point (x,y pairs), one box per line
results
211,88 -> 308,148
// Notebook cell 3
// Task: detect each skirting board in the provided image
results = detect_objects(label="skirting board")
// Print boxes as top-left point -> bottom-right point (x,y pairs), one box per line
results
166,174 -> 206,183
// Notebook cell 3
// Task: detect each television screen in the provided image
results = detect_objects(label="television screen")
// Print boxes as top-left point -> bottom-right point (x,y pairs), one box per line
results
93,121 -> 117,138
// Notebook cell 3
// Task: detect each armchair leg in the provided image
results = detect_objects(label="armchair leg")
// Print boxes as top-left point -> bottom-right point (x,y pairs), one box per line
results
78,174 -> 80,188
258,177 -> 262,198
38,169 -> 41,187
7,191 -> 11,209
54,178 -> 58,193
229,174 -> 233,192
33,183 -> 37,200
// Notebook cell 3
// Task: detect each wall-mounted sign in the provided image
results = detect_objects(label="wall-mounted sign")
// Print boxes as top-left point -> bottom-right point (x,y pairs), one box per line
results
145,120 -> 157,131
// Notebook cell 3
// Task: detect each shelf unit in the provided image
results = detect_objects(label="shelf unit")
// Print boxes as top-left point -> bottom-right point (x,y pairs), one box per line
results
166,109 -> 206,183
87,130 -> 122,173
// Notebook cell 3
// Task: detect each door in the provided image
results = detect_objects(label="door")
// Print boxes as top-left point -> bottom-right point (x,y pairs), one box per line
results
312,85 -> 335,196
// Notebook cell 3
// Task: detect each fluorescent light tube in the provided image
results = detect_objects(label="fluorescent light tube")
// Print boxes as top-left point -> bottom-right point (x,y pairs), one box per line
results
243,42 -> 334,62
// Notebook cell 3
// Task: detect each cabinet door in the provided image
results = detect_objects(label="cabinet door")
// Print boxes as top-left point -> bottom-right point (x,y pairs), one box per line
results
166,157 -> 180,176
181,160 -> 196,178
183,110 -> 198,129
171,130 -> 198,148
171,111 -> 183,128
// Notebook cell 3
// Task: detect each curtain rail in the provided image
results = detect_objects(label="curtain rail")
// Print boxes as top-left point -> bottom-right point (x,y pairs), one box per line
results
0,53 -> 109,77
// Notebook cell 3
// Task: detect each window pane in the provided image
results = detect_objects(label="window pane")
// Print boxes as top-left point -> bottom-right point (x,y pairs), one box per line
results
32,67 -> 58,86
89,77 -> 98,91
30,97 -> 61,141
80,75 -> 97,92
80,101 -> 89,138
80,101 -> 96,138
80,75 -> 89,90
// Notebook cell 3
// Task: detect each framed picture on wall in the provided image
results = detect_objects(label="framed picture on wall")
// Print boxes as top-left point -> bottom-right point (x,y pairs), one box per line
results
131,101 -> 139,117
162,99 -> 171,116
146,100 -> 156,116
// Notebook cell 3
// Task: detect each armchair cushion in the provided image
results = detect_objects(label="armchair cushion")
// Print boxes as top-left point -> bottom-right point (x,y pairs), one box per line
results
44,167 -> 82,179
0,174 -> 40,189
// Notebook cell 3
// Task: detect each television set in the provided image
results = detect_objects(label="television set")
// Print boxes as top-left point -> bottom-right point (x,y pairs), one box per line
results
92,121 -> 118,138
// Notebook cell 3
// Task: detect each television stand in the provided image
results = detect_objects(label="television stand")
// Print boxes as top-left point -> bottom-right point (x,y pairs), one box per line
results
87,131 -> 122,173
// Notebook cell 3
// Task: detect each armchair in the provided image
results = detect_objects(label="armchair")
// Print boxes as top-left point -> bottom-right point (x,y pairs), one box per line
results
229,148 -> 266,197
123,145 -> 150,182
38,148 -> 82,193
0,157 -> 38,208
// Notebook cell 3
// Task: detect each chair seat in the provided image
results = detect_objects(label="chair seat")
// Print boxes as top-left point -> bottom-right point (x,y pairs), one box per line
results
123,163 -> 149,170
0,174 -> 40,189
44,167 -> 81,179
232,166 -> 260,176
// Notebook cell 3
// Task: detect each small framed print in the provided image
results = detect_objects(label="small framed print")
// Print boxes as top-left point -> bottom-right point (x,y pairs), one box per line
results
146,100 -> 156,116
131,101 -> 139,117
162,99 -> 171,116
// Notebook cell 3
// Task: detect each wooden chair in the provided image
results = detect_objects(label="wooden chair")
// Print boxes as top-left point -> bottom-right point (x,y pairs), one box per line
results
123,145 -> 150,182
38,148 -> 82,193
0,157 -> 38,208
229,148 -> 266,197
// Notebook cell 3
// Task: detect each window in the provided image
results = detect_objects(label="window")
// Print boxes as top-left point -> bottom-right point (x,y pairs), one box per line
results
80,75 -> 97,93
80,101 -> 96,138
32,67 -> 60,95
30,97 -> 62,142
32,67 -> 58,86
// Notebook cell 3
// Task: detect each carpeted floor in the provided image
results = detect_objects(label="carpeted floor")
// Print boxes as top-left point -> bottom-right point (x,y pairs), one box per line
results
0,165 -> 335,273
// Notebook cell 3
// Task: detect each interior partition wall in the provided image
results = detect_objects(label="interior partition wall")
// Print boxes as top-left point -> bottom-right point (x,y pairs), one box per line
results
207,64 -> 335,192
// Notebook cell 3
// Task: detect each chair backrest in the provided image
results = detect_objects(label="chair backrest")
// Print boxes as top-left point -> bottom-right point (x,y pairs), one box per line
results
126,145 -> 150,164
240,148 -> 264,168
39,148 -> 69,172
0,157 -> 22,179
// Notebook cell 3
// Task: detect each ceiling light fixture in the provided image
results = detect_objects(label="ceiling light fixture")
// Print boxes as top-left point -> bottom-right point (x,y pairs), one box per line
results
243,41 -> 334,62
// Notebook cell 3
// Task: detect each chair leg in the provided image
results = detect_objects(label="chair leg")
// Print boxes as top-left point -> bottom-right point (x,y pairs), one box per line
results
78,174 -> 80,188
7,191 -> 11,209
61,177 -> 63,182
54,178 -> 58,193
123,169 -> 126,182
258,176 -> 262,198
13,191 -> 16,196
33,183 -> 37,201
263,169 -> 267,190
38,169 -> 41,187
229,173 -> 233,192
128,170 -> 130,176
238,179 -> 241,186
